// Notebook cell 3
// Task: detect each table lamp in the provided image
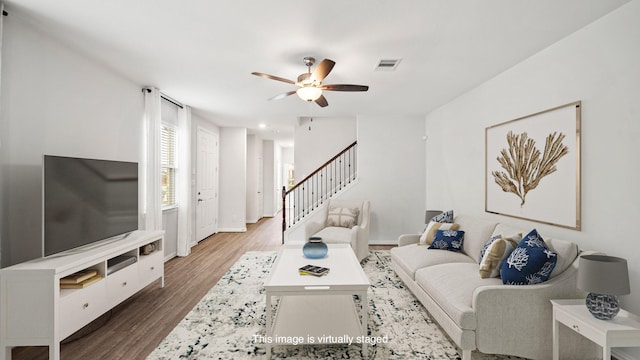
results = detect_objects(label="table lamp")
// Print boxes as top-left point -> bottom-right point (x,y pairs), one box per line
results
577,254 -> 630,320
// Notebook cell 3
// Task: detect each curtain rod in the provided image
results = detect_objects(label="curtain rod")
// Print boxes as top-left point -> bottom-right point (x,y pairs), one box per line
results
141,88 -> 184,109
161,95 -> 184,109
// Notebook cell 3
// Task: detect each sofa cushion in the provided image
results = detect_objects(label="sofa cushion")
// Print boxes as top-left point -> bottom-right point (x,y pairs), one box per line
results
478,234 -> 521,278
313,226 -> 352,244
546,238 -> 578,279
492,223 -> 527,239
454,216 -> 499,263
500,229 -> 557,285
419,222 -> 459,245
390,244 -> 475,280
429,230 -> 465,252
415,263 -> 503,330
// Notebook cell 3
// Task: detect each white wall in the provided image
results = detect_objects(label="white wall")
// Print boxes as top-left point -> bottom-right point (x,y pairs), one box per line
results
287,115 -> 426,244
246,134 -> 259,223
218,127 -> 247,232
262,140 -> 277,217
0,14 -> 143,266
294,116 -> 356,180
344,115 -> 426,243
425,2 -> 640,358
281,146 -> 294,191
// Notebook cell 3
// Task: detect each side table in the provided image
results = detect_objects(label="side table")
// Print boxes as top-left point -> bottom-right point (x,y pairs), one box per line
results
551,299 -> 640,359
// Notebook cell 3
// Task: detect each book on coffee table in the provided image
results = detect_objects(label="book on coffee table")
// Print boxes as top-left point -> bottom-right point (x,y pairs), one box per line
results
298,264 -> 330,276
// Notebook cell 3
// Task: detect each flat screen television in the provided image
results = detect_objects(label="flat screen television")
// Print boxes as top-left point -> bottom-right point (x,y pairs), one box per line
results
43,155 -> 139,257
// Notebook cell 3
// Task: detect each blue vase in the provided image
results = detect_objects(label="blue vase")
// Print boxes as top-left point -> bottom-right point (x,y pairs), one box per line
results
303,239 -> 328,259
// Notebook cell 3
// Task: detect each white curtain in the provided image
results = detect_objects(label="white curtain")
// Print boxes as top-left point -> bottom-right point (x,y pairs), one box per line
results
176,105 -> 192,256
0,3 -> 5,267
141,87 -> 163,231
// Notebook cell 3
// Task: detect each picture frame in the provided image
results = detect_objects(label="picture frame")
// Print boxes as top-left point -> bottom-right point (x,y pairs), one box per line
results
485,101 -> 581,230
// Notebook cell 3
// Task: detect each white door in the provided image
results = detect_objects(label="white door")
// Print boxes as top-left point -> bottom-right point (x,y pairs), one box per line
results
257,156 -> 264,219
196,127 -> 218,241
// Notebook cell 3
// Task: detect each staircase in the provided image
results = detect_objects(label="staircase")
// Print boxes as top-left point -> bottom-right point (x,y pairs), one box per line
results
282,141 -> 358,242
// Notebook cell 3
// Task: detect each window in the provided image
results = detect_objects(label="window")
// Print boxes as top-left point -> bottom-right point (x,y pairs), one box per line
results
161,123 -> 176,207
160,96 -> 181,208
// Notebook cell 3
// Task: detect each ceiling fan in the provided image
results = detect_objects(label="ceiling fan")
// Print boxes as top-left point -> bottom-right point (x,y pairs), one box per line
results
251,57 -> 369,108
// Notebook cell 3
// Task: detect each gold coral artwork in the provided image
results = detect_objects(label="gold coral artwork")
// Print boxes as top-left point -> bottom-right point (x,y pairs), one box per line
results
485,101 -> 581,230
492,131 -> 569,207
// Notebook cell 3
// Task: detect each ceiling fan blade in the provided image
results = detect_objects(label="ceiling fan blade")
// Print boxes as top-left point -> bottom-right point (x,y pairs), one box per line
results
267,90 -> 297,101
251,72 -> 296,85
310,59 -> 335,82
315,94 -> 329,107
321,84 -> 369,92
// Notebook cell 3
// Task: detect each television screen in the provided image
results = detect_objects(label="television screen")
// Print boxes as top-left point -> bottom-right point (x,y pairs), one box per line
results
43,155 -> 139,257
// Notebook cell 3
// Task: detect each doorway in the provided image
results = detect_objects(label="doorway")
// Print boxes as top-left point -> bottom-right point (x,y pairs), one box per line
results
196,127 -> 219,241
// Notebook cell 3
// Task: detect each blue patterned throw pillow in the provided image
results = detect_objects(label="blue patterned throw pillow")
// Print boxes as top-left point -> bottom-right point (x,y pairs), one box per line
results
500,229 -> 557,285
428,229 -> 465,252
431,210 -> 454,223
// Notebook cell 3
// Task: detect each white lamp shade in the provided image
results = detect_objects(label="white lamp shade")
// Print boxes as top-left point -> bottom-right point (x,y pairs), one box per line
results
296,86 -> 322,101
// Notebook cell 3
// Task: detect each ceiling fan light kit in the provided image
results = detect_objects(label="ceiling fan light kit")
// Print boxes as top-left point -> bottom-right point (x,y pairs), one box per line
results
252,56 -> 369,108
296,86 -> 323,101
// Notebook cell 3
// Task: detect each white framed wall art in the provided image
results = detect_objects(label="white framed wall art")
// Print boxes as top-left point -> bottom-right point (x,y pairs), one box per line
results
485,101 -> 581,230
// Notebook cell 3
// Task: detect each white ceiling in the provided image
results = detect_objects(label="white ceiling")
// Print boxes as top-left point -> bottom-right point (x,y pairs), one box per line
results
4,0 -> 630,144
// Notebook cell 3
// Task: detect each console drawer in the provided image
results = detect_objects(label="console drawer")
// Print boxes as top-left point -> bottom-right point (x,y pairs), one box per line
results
138,252 -> 163,287
59,280 -> 108,339
106,263 -> 139,306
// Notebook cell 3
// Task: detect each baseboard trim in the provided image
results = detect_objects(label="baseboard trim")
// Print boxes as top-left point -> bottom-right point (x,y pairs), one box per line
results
217,227 -> 247,233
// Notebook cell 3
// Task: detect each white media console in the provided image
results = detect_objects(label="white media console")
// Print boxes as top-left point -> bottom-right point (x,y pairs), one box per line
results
0,230 -> 164,360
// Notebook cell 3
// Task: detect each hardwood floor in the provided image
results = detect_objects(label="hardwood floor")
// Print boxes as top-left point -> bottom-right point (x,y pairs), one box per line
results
12,214 -> 393,360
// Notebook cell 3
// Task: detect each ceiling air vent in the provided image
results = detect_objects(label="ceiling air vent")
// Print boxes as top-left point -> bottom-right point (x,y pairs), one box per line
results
375,59 -> 401,71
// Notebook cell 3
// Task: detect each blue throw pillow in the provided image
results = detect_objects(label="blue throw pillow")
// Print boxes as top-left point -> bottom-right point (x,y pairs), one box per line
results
500,229 -> 557,285
431,210 -> 454,223
428,229 -> 464,252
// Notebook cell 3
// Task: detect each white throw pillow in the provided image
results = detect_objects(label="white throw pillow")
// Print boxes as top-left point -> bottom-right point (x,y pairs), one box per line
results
326,207 -> 360,229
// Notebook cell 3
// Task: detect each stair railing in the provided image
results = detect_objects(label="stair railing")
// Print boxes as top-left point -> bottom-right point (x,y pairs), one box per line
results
282,141 -> 358,242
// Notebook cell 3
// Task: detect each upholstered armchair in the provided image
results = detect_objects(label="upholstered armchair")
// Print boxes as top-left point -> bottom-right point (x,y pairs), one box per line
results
304,199 -> 370,262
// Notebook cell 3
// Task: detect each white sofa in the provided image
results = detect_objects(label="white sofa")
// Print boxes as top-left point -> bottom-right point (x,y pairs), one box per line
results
390,215 -> 596,360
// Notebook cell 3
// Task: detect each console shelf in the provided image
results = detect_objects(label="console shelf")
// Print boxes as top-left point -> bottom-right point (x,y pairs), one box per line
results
0,230 -> 164,360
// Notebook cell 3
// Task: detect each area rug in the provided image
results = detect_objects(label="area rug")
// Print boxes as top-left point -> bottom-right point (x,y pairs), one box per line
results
148,251 -> 522,359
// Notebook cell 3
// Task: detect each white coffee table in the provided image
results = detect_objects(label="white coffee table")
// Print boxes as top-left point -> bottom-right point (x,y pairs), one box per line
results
263,244 -> 370,357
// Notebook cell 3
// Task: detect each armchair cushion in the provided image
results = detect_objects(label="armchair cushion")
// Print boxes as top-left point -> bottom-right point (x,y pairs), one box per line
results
326,206 -> 360,228
313,226 -> 355,245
